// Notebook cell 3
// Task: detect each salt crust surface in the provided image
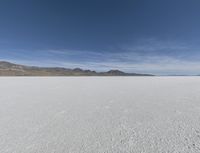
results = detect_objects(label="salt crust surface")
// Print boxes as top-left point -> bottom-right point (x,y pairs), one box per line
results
0,77 -> 200,153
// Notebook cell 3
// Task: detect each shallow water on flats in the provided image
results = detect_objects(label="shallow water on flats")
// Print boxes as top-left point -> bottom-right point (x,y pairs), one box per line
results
0,77 -> 200,153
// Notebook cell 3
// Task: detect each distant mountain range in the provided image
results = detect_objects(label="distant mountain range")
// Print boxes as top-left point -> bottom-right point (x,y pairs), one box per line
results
0,61 -> 153,76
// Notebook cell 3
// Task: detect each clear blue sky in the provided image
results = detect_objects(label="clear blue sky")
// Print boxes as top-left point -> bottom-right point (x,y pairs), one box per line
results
1,0 -> 200,75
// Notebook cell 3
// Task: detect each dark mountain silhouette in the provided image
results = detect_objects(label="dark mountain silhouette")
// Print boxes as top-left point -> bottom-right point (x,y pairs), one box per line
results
0,61 -> 153,76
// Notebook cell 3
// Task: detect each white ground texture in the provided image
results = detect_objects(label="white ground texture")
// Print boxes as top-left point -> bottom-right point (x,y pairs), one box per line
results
1,77 -> 200,153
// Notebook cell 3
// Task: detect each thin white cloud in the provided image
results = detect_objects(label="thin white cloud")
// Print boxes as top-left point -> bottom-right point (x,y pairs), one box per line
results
4,53 -> 200,75
2,38 -> 200,75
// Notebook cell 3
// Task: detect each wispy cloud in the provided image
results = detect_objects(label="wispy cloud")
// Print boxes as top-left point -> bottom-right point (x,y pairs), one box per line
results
1,38 -> 200,75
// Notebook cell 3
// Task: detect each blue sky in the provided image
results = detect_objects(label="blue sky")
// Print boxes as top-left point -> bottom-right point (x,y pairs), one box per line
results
1,0 -> 200,75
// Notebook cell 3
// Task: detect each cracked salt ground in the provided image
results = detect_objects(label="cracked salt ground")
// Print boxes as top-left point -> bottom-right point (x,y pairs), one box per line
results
0,77 -> 200,152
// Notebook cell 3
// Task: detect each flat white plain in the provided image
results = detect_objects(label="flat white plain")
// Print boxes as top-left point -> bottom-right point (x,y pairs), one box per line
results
0,77 -> 200,153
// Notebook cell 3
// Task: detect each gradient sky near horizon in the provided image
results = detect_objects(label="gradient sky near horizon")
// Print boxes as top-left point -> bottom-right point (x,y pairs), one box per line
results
1,0 -> 200,75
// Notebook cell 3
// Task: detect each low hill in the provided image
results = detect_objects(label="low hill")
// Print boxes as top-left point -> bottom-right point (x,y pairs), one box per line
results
0,61 -> 153,76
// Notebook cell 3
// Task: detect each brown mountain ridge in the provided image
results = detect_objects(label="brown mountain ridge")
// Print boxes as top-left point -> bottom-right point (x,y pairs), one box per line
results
0,61 -> 153,76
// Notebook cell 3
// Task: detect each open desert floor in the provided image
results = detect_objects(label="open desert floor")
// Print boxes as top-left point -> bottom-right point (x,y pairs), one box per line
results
1,77 -> 200,153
